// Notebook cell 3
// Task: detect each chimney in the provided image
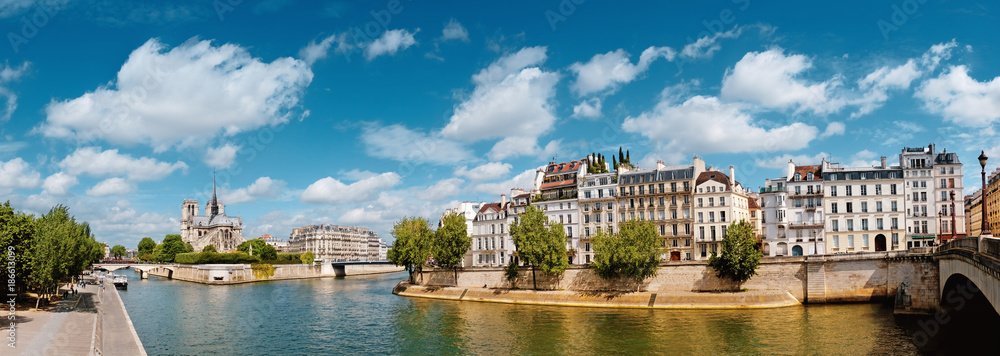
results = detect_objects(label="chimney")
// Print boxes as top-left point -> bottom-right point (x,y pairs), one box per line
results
500,194 -> 507,204
787,160 -> 795,180
657,160 -> 666,169
880,156 -> 887,169
729,165 -> 735,183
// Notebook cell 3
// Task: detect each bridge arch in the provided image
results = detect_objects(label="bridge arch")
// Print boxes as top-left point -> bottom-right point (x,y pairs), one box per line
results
938,256 -> 1000,314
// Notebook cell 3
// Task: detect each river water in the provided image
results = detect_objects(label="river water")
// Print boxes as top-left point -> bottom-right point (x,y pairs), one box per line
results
117,270 -> 964,355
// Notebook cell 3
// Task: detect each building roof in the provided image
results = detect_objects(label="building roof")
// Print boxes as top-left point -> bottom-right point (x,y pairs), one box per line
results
544,160 -> 585,175
696,171 -> 731,188
191,215 -> 242,228
540,179 -> 575,190
748,198 -> 761,210
792,165 -> 823,181
935,152 -> 961,165
619,166 -> 695,184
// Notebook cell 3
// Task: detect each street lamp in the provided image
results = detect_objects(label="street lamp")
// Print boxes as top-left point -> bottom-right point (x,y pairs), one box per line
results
980,151 -> 991,236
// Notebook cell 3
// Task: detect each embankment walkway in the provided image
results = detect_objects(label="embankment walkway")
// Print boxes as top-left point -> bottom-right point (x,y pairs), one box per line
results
12,276 -> 145,355
394,282 -> 801,309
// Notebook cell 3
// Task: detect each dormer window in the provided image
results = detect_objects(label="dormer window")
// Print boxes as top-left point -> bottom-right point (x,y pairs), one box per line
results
806,172 -> 813,180
794,173 -> 802,181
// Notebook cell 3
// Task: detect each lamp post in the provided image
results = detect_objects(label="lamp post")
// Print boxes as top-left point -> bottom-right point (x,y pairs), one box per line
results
950,191 -> 957,240
979,151 -> 991,236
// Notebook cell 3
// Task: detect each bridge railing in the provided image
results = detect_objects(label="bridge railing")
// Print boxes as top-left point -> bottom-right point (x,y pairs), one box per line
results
982,238 -> 1000,258
939,236 -> 980,253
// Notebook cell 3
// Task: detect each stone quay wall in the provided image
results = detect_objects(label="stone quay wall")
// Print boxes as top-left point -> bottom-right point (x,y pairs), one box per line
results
145,263 -> 404,284
414,252 -> 940,311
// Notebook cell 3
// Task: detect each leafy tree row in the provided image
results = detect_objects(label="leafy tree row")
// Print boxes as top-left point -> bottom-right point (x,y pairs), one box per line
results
0,202 -> 104,307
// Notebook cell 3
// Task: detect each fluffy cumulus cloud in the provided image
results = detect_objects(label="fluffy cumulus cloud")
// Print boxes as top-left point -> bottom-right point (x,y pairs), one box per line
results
87,177 -> 134,196
569,46 -> 675,96
365,29 -> 418,60
622,95 -> 820,163
204,143 -> 241,169
0,62 -> 30,121
38,38 -> 313,151
852,40 -> 957,117
755,152 -> 830,169
59,147 -> 187,181
417,178 -> 464,200
440,18 -> 469,42
42,172 -> 79,195
916,65 -> 1000,127
222,176 -> 286,204
299,34 -> 344,65
443,47 -> 559,160
721,47 -> 845,115
820,122 -> 846,138
455,162 -> 512,181
0,157 -> 41,190
300,172 -> 402,204
572,98 -> 602,119
680,26 -> 744,60
471,168 -> 539,197
360,124 -> 472,165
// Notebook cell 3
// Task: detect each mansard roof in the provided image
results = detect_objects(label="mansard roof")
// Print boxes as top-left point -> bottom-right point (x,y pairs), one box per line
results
696,171 -> 731,188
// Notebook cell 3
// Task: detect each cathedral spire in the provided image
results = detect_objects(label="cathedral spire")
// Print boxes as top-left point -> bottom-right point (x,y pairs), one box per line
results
209,170 -> 220,217
211,170 -> 218,204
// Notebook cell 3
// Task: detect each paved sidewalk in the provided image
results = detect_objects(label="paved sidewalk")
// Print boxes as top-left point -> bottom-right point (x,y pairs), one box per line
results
101,281 -> 146,356
15,281 -> 101,356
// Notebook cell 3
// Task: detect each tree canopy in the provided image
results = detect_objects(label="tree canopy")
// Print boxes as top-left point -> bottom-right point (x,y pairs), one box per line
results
591,219 -> 661,287
202,244 -> 218,253
111,245 -> 127,259
154,234 -> 188,263
300,251 -> 315,265
238,239 -> 278,261
387,217 -> 432,283
708,220 -> 763,288
510,206 -> 569,289
434,212 -> 471,285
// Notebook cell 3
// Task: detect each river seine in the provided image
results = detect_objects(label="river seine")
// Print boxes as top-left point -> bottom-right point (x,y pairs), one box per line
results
118,270 -> 965,355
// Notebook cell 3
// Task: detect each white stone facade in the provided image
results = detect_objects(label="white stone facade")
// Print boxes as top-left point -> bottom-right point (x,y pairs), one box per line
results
288,224 -> 384,262
761,161 -> 825,257
692,167 -> 750,260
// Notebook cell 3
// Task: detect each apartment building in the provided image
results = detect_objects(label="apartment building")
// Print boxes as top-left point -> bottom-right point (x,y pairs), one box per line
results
535,159 -> 585,264
617,158 -> 704,261
441,201 -> 484,267
692,167 -> 750,260
900,144 -> 966,247
823,159 -> 906,253
470,199 -> 511,267
577,168 -> 618,264
761,161 -> 826,256
288,224 -> 384,262
932,150 -> 965,241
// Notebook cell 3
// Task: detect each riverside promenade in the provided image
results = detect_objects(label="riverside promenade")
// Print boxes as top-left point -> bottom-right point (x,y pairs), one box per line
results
13,277 -> 145,356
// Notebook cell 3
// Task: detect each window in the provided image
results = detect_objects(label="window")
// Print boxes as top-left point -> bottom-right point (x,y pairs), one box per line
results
833,236 -> 840,248
720,197 -> 726,206
660,225 -> 666,236
698,212 -> 704,223
709,198 -> 715,207
671,182 -> 677,192
684,196 -> 690,204
659,210 -> 665,220
920,192 -> 926,202
831,186 -> 838,197
685,224 -> 691,235
698,198 -> 703,207
639,186 -> 644,195
831,203 -> 839,213
846,185 -> 853,196
584,215 -> 590,224
608,213 -> 614,223
891,201 -> 898,212
875,184 -> 882,195
721,211 -> 727,222
862,219 -> 869,231
672,224 -> 678,236
847,220 -> 854,231
877,218 -> 884,230
846,202 -> 853,213
659,197 -> 665,206
892,233 -> 899,245
671,196 -> 677,205
921,221 -> 928,234
709,212 -> 715,223
585,227 -> 590,237
861,202 -> 868,213
861,185 -> 867,196
940,179 -> 947,188
832,220 -> 839,232
658,183 -> 664,193
699,226 -> 705,239
711,226 -> 717,239
863,235 -> 869,248
848,235 -> 855,248
876,201 -> 883,212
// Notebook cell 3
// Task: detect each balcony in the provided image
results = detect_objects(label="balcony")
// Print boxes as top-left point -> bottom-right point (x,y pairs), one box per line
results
788,222 -> 824,229
760,187 -> 786,194
805,204 -> 817,211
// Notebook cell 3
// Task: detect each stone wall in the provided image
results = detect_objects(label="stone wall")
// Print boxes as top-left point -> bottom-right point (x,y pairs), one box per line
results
147,264 -> 326,284
415,252 -> 940,307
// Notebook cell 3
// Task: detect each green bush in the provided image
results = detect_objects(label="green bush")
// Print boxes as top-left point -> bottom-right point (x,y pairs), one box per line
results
174,251 -> 261,264
276,252 -> 301,261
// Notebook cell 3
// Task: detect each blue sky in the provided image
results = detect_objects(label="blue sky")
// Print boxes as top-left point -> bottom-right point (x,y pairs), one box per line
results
2,0 -> 999,248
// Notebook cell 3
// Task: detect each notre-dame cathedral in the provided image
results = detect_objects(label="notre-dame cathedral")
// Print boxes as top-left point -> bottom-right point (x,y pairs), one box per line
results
180,178 -> 246,252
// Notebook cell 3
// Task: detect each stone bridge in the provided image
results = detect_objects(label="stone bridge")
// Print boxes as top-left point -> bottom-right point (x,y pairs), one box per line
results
96,263 -> 177,279
328,260 -> 401,277
936,236 -> 1000,315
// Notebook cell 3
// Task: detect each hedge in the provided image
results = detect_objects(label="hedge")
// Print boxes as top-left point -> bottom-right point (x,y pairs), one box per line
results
276,252 -> 302,261
174,251 -> 262,264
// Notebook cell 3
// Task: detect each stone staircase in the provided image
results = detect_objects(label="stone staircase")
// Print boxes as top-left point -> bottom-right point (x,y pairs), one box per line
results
806,261 -> 827,303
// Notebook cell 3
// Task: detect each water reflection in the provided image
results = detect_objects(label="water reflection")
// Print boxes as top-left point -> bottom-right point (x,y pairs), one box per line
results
121,271 -> 929,355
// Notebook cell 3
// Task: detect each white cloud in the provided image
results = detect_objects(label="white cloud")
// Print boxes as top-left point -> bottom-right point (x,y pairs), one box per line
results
87,177 -> 135,196
417,178 -> 464,201
59,147 -> 187,181
0,62 -> 29,121
681,26 -> 743,60
0,157 -> 41,190
852,40 -> 957,117
471,168 -> 539,197
572,98 -> 602,119
721,47 -> 844,115
622,95 -> 820,163
300,172 -> 402,204
820,122 -> 845,138
38,38 -> 312,151
364,29 -> 418,60
847,149 -> 882,168
443,47 -> 559,144
222,176 -> 286,204
455,162 -> 512,181
569,46 -> 675,96
42,172 -> 78,195
360,124 -> 472,165
299,34 -> 343,65
755,152 -> 830,169
916,65 -> 1000,127
441,18 -> 469,42
204,143 -> 240,169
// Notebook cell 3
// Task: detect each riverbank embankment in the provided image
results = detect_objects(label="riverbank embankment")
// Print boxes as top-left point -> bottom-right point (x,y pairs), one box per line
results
401,252 -> 940,312
393,282 -> 801,309
145,263 -> 403,285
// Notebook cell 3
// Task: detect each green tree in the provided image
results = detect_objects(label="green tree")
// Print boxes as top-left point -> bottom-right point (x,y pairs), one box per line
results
300,251 -> 315,264
708,220 -> 763,289
202,244 -> 217,253
138,237 -> 156,258
434,212 -> 471,285
591,219 -> 662,290
0,202 -> 36,300
387,217 -> 432,284
111,245 -> 127,259
510,206 -> 569,290
238,239 -> 278,260
154,234 -> 187,263
184,242 -> 194,253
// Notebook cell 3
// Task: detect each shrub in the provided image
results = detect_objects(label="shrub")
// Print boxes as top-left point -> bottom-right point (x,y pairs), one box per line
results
174,251 -> 261,264
276,252 -> 301,261
251,263 -> 275,279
